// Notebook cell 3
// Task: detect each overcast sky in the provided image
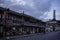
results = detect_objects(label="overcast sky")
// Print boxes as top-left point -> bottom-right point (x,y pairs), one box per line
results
0,0 -> 60,21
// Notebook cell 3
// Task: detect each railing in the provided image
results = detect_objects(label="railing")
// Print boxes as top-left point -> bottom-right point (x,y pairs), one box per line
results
23,21 -> 41,27
0,17 -> 44,27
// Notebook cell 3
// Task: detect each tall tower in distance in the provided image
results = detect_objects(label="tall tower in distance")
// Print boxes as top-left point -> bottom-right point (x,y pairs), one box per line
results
53,10 -> 56,21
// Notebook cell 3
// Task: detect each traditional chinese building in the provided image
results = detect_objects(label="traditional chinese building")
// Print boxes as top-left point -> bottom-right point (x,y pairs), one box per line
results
46,10 -> 60,32
0,7 -> 46,36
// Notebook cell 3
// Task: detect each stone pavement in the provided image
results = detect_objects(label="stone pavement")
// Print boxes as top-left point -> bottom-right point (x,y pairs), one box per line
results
0,31 -> 60,40
0,33 -> 44,40
9,31 -> 60,40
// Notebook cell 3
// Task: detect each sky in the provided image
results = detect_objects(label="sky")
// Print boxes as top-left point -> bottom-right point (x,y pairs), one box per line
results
0,0 -> 60,21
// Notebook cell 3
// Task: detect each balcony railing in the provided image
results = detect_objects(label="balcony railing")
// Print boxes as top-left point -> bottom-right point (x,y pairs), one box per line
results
21,21 -> 42,27
0,17 -> 44,28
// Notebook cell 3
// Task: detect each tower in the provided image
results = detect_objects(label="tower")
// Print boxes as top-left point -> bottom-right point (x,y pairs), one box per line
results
47,10 -> 57,32
53,10 -> 56,21
52,10 -> 57,31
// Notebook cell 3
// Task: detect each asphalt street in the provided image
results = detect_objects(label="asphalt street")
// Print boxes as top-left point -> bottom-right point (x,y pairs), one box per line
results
1,31 -> 60,40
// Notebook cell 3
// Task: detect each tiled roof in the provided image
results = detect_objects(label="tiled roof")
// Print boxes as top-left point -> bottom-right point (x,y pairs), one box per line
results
0,7 -> 43,22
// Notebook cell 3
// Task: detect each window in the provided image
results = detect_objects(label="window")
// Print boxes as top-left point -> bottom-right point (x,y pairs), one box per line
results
12,16 -> 14,20
8,15 -> 12,20
0,26 -> 3,33
0,13 -> 2,18
0,13 -> 2,22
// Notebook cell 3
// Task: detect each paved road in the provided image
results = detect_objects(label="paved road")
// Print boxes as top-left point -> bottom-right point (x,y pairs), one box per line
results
1,31 -> 60,40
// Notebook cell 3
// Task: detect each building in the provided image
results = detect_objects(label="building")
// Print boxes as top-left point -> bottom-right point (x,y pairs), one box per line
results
0,7 -> 45,36
46,10 -> 60,33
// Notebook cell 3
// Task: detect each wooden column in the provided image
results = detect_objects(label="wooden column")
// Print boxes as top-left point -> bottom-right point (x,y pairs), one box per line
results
33,28 -> 35,34
37,28 -> 39,33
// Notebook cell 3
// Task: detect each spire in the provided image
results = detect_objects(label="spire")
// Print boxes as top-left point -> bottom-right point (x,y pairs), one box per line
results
23,11 -> 24,15
53,10 -> 56,20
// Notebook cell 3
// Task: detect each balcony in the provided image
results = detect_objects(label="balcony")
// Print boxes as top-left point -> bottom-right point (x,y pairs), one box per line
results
0,17 -> 44,28
21,21 -> 42,27
11,23 -> 20,26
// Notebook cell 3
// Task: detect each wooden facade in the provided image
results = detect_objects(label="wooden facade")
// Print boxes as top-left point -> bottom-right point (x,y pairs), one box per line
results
0,7 -> 45,37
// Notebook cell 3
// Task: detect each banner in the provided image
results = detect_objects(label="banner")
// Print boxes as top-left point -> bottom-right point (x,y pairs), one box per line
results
3,11 -> 9,20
